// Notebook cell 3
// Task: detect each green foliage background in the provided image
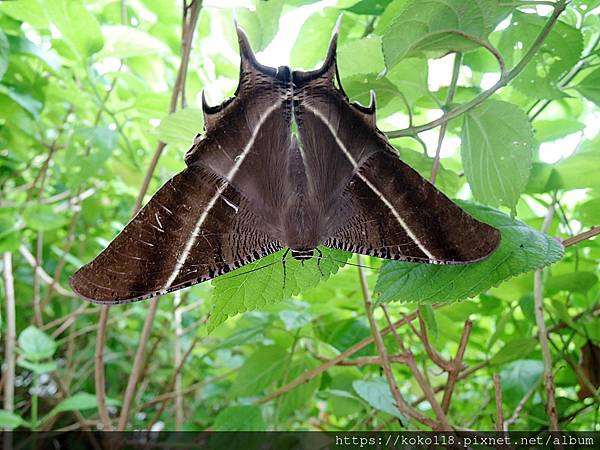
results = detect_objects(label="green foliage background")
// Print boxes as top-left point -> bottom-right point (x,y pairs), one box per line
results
0,0 -> 599,432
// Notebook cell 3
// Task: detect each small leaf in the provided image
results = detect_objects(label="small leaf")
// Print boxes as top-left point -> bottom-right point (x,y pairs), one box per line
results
23,204 -> 67,231
353,378 -> 405,420
500,359 -> 543,405
45,0 -> 104,60
418,305 -> 438,340
576,68 -> 600,106
374,202 -> 564,304
490,337 -> 538,365
99,25 -> 170,59
338,36 -> 385,78
462,100 -> 534,210
43,392 -> 120,422
546,272 -> 598,295
212,405 -> 265,431
17,359 -> 57,375
155,108 -> 203,149
534,119 -> 585,143
231,345 -> 289,396
0,410 -> 30,430
556,149 -> 600,190
0,29 -> 9,81
345,0 -> 393,15
278,358 -> 320,418
208,247 -> 348,332
18,326 -> 57,361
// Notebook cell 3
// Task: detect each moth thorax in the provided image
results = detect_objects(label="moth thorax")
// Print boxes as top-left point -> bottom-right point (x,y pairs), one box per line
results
290,249 -> 314,261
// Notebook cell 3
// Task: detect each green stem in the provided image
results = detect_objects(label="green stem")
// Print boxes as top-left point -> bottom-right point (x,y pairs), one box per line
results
31,375 -> 39,430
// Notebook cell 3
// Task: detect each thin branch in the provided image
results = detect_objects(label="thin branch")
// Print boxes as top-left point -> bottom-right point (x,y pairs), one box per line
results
32,231 -> 43,326
562,227 -> 600,248
2,253 -> 16,418
117,298 -> 160,430
257,305 -> 442,405
381,305 -> 452,430
95,306 -> 112,430
441,320 -> 472,413
534,205 -> 560,431
493,373 -> 504,432
18,245 -> 75,298
386,0 -> 567,139
174,291 -> 184,431
358,256 -> 436,429
431,52 -> 462,184
414,314 -> 453,370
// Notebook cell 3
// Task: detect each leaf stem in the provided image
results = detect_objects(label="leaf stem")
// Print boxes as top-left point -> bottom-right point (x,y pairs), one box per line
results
386,0 -> 567,139
2,252 -> 16,420
562,227 -> 600,247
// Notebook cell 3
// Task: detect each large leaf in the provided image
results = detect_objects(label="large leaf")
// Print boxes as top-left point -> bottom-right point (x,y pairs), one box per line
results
500,359 -> 544,405
462,100 -> 534,210
352,378 -> 405,420
45,0 -> 104,60
236,0 -> 283,52
231,345 -> 289,396
490,337 -> 538,365
374,202 -> 564,304
18,326 -> 57,361
381,0 -> 500,69
555,148 -> 600,190
498,12 -> 583,99
208,247 -> 349,332
576,68 -> 600,106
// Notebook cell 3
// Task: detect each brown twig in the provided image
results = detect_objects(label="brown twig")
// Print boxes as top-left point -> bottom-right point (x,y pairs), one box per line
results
381,305 -> 452,431
441,320 -> 472,413
358,256 -> 436,429
534,205 -> 560,431
493,373 -> 504,432
257,305 -> 443,405
414,314 -> 453,370
95,306 -> 112,430
562,227 -> 599,248
2,252 -> 16,418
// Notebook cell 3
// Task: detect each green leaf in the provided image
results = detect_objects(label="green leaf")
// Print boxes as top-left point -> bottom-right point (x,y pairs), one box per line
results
328,319 -> 375,358
381,0 -> 498,69
7,34 -> 59,72
352,378 -> 405,420
419,304 -> 438,340
231,345 -> 289,396
0,0 -> 48,28
23,204 -> 67,231
546,272 -> 598,295
278,358 -> 320,418
236,0 -> 283,52
555,149 -> 600,190
45,0 -> 104,60
0,84 -> 43,117
0,410 -> 30,430
462,100 -> 534,210
155,108 -> 203,149
0,29 -> 8,81
498,12 -> 582,99
67,127 -> 118,189
208,247 -> 349,332
18,325 -> 57,361
99,25 -> 170,59
500,359 -> 543,405
17,359 -> 57,375
490,337 -> 538,365
43,392 -> 120,422
345,0 -> 393,15
338,36 -> 385,77
212,405 -> 265,431
576,67 -> 600,106
374,202 -> 564,304
534,119 -> 585,143
291,8 -> 343,69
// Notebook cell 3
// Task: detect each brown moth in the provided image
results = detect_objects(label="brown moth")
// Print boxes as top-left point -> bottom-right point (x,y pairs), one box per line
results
70,25 -> 500,304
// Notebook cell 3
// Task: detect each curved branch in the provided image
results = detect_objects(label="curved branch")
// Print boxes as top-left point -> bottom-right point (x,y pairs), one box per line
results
386,1 -> 568,139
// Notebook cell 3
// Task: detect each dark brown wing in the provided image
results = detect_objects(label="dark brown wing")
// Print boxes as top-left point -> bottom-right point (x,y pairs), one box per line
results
293,26 -> 500,264
323,151 -> 500,264
70,165 -> 282,304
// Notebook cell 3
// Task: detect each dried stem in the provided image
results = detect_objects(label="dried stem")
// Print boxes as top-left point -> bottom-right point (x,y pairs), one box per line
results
441,320 -> 472,413
534,205 -> 560,431
95,306 -> 112,430
18,245 -> 74,298
381,306 -> 452,431
562,227 -> 600,248
358,256 -> 436,429
2,253 -> 16,418
493,373 -> 504,432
